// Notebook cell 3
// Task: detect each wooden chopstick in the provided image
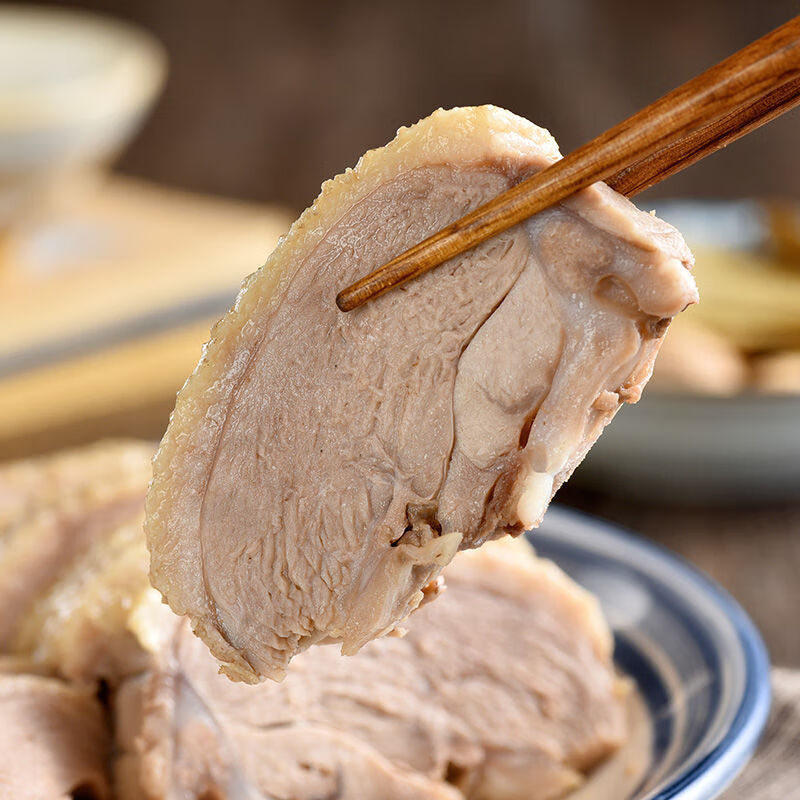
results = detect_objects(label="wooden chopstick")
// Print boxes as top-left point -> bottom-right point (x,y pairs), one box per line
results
607,75 -> 800,197
336,16 -> 800,312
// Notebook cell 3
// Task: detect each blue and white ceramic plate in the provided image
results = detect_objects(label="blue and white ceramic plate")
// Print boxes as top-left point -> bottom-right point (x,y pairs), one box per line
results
531,507 -> 771,800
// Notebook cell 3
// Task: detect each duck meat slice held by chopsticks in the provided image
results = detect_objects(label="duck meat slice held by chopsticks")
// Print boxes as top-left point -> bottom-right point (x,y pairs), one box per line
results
146,105 -> 698,682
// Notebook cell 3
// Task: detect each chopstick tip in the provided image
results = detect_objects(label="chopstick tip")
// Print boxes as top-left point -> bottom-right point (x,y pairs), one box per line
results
335,289 -> 356,312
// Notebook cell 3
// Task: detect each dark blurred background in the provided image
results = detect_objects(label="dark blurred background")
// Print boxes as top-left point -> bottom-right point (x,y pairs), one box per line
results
30,0 -> 800,210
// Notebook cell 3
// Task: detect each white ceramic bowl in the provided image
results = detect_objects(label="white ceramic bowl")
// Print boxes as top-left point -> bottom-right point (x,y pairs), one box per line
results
0,4 -> 166,230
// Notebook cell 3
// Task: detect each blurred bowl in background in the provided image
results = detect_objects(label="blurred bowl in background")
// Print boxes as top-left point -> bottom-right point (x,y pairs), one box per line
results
653,200 -> 800,356
576,200 -> 800,504
576,393 -> 800,504
0,4 -> 166,233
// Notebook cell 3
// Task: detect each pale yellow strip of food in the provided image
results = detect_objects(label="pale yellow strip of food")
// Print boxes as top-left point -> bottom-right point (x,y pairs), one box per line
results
0,319 -> 215,440
0,178 -> 291,359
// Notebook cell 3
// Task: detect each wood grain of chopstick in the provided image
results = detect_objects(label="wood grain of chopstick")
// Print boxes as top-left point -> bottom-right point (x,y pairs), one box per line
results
337,16 -> 800,312
607,75 -> 800,197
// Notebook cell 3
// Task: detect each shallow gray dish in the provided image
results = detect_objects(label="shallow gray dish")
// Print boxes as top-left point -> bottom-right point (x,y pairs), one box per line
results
575,393 -> 800,504
533,506 -> 771,800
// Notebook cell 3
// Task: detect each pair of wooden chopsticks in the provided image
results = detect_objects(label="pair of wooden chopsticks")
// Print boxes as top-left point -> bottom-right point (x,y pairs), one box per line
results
336,15 -> 800,312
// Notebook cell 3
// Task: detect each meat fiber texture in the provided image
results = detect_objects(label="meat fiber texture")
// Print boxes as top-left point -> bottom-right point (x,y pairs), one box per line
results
146,105 -> 697,683
0,673 -> 110,800
117,538 -> 626,800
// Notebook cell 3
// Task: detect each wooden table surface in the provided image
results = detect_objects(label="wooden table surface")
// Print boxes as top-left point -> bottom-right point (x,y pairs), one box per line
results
0,178 -> 292,461
559,485 -> 800,668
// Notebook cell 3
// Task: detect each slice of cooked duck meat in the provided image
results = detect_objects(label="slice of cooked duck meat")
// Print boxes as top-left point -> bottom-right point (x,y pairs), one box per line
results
2,444 -> 627,798
147,104 -> 698,682
0,654 -> 52,675
116,538 -> 626,800
0,440 -> 153,649
116,706 -> 461,800
0,440 -> 152,538
12,511 -> 155,685
0,673 -> 110,800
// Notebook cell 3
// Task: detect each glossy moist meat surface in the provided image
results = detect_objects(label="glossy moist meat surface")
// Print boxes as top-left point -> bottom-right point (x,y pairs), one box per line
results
116,539 -> 626,800
145,105 -> 698,682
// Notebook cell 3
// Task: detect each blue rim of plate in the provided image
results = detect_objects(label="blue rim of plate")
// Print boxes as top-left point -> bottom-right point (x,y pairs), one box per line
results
531,506 -> 772,800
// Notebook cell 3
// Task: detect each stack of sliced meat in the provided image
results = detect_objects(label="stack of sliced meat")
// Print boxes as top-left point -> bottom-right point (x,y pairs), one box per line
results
0,441 -> 626,800
0,440 -> 150,800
